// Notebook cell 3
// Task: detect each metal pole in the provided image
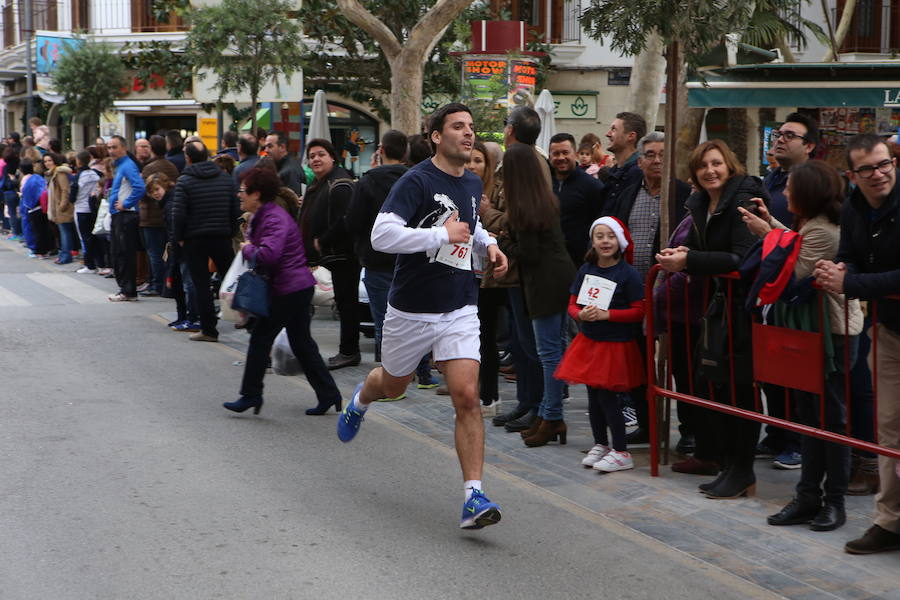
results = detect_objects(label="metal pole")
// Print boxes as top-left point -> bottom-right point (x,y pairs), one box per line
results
24,0 -> 34,124
216,99 -> 223,153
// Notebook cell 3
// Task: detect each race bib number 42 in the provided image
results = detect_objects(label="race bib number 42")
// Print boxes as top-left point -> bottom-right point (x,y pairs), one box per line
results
577,274 -> 617,310
435,240 -> 472,270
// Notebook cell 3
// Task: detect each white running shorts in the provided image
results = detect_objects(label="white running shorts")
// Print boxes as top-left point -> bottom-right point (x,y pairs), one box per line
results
380,307 -> 481,377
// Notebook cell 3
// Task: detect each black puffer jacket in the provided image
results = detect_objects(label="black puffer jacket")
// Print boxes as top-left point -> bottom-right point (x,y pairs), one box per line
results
345,163 -> 406,272
171,161 -> 239,241
684,175 -> 769,275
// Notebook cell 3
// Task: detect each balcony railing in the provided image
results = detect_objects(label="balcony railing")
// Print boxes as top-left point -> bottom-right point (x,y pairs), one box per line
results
130,0 -> 186,32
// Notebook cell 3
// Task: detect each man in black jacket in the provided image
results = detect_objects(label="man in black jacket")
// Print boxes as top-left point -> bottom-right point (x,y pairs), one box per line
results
602,111 -> 646,210
816,134 -> 900,554
548,132 -> 606,267
263,131 -> 305,195
165,130 -> 186,173
171,141 -> 239,342
346,130 -> 407,362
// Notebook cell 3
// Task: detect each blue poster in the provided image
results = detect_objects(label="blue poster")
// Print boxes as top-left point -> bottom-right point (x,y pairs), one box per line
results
35,36 -> 82,75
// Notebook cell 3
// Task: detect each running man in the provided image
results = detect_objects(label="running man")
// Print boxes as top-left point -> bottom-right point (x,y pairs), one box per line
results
336,103 -> 509,529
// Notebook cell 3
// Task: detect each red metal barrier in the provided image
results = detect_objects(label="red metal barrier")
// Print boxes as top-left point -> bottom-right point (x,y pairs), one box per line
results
644,263 -> 900,477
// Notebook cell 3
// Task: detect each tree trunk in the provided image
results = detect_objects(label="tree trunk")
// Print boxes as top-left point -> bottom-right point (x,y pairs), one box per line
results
336,0 -> 473,132
672,61 -> 704,182
726,107 -> 749,167
823,0 -> 857,61
390,53 -> 426,135
250,95 -> 258,136
627,31 -> 666,129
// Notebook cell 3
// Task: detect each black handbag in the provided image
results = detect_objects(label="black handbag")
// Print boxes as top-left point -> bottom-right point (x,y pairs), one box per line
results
231,254 -> 270,318
696,281 -> 753,385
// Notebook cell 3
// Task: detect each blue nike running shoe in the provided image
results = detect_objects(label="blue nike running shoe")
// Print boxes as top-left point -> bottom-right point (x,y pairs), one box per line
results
460,489 -> 502,529
337,382 -> 366,443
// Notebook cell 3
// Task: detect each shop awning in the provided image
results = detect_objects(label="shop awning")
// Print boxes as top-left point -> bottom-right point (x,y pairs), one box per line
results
688,86 -> 900,108
240,108 -> 270,131
687,62 -> 900,108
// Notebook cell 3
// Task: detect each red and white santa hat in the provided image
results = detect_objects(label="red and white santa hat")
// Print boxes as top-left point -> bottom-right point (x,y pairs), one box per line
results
589,216 -> 634,264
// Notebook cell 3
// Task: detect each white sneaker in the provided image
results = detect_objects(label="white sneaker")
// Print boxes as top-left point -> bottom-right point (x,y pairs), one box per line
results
582,444 -> 610,468
76,266 -> 97,274
593,450 -> 634,473
480,400 -> 501,417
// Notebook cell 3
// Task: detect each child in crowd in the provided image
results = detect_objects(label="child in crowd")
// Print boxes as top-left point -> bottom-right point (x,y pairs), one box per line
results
555,217 -> 645,473
577,141 -> 601,177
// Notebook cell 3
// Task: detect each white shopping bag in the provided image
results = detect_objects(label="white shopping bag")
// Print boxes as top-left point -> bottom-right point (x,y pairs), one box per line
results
272,328 -> 303,376
312,266 -> 335,307
219,253 -> 249,323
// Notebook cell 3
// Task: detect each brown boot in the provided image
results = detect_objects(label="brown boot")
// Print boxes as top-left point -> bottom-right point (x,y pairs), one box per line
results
523,419 -> 567,447
847,457 -> 880,496
520,416 -> 543,438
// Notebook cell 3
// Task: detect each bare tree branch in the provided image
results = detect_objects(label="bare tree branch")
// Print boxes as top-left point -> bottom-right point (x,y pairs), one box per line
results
823,0 -> 856,61
335,0 -> 402,59
407,0 -> 476,55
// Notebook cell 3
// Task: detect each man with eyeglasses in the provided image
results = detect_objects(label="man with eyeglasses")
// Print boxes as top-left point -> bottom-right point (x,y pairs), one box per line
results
765,112 -> 819,229
814,133 -> 900,555
263,131 -> 305,195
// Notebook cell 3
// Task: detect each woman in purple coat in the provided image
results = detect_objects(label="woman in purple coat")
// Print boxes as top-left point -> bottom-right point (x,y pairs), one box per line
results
224,168 -> 343,416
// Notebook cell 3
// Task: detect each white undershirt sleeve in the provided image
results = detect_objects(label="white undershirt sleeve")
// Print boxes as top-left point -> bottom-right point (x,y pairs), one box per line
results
472,222 -> 496,256
371,212 -> 450,254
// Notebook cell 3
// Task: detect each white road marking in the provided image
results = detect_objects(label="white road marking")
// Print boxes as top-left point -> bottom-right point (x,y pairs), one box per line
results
0,284 -> 30,306
26,273 -> 108,304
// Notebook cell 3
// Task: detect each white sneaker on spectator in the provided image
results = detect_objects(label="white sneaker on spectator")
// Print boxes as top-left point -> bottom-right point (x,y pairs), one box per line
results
582,444 -> 610,468
622,405 -> 638,427
481,400 -> 501,417
76,266 -> 97,274
593,450 -> 634,473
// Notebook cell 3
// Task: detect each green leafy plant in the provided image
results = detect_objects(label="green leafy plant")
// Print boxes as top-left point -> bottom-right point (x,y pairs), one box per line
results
185,0 -> 304,133
121,40 -> 193,99
51,36 -> 126,137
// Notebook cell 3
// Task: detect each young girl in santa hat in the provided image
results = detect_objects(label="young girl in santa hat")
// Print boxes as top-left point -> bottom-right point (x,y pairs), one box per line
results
555,216 -> 645,472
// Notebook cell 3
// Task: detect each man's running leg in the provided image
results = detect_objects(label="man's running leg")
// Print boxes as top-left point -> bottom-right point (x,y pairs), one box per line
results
442,358 -> 502,529
336,367 -> 413,442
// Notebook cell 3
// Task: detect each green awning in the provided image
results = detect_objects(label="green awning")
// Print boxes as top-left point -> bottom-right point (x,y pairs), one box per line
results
689,87 -> 900,108
240,107 -> 271,131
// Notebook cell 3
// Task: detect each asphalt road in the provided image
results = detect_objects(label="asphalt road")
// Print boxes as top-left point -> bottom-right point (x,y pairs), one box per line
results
0,241 -> 777,600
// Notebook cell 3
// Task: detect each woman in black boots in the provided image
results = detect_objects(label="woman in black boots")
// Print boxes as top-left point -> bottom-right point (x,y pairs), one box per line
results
657,140 -> 767,499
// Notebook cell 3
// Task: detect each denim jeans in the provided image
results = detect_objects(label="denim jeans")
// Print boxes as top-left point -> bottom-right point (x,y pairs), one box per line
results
363,268 -> 392,353
4,192 -> 21,236
532,311 -> 566,421
57,222 -> 77,264
141,226 -> 167,294
364,267 -> 433,379
507,287 -> 543,413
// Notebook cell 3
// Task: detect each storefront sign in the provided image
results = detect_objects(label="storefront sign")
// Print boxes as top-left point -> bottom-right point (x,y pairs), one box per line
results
461,54 -> 540,108
464,57 -> 509,100
550,92 -> 597,120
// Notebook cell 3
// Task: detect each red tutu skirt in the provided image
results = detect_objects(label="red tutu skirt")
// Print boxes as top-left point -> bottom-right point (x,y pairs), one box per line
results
555,334 -> 645,391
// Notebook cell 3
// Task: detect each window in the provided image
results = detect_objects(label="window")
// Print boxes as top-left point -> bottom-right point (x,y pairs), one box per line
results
71,0 -> 88,31
3,1 -> 15,47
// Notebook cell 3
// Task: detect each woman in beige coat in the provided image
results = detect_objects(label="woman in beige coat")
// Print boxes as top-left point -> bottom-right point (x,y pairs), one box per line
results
740,159 -> 862,532
43,152 -> 76,265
